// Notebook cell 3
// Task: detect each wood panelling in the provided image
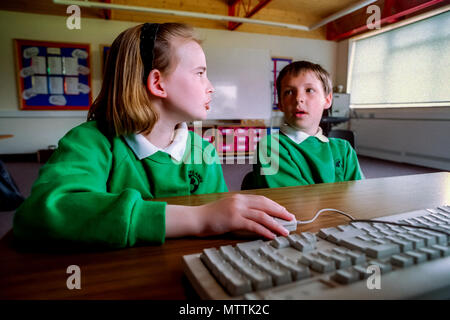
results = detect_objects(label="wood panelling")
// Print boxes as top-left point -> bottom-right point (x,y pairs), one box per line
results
0,0 -> 104,19
0,0 -> 387,40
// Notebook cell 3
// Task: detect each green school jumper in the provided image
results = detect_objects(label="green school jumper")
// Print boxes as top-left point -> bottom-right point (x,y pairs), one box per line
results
248,132 -> 364,189
13,121 -> 228,248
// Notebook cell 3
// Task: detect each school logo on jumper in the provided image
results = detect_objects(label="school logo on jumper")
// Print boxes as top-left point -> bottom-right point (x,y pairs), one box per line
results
189,170 -> 203,193
335,160 -> 342,168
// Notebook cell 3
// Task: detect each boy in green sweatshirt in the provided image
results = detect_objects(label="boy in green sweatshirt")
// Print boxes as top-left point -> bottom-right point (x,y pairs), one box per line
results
246,61 -> 364,189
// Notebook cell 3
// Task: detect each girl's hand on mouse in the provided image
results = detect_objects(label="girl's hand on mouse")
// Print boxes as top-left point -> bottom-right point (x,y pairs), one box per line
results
195,194 -> 295,239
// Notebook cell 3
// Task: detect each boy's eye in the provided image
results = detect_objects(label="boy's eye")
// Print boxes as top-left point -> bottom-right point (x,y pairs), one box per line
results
306,88 -> 315,93
284,89 -> 293,95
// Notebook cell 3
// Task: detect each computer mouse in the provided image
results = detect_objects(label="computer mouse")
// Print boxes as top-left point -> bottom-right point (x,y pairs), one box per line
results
273,216 -> 297,232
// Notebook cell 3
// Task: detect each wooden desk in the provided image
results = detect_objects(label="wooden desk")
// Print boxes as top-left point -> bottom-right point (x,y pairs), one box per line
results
0,172 -> 449,299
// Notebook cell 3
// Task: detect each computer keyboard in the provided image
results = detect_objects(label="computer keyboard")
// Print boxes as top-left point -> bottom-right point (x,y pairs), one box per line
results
182,205 -> 450,299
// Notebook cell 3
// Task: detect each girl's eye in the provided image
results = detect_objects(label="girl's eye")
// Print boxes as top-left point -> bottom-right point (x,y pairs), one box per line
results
197,71 -> 204,76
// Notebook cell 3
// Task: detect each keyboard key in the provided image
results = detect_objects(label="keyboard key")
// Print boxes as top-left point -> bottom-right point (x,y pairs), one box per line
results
411,217 -> 436,227
372,224 -> 395,236
201,248 -> 252,296
421,230 -> 448,245
328,228 -> 367,244
310,257 -> 336,273
344,250 -> 366,265
385,236 -> 414,252
387,225 -> 409,234
404,250 -> 427,264
350,222 -> 376,232
276,259 -> 311,281
408,231 -> 437,247
356,235 -> 374,242
221,267 -> 253,296
317,227 -> 339,239
341,237 -> 377,252
271,236 -> 290,249
397,234 -> 425,249
390,254 -> 414,268
431,244 -> 450,257
367,260 -> 392,274
367,231 -> 386,239
330,247 -> 365,265
220,245 -> 273,291
245,249 -> 292,286
353,265 -> 370,279
438,206 -> 450,214
287,234 -> 315,252
366,243 -> 400,259
236,240 -> 266,257
422,215 -> 444,225
328,252 -> 352,269
429,213 -> 450,224
301,232 -> 317,244
332,268 -> 360,284
418,247 -> 440,260
299,253 -> 315,267
201,248 -> 224,278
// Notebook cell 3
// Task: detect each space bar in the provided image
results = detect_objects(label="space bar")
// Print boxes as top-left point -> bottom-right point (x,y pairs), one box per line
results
248,256 -> 450,299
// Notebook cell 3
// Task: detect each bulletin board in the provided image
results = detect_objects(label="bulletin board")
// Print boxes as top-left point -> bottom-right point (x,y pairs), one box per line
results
14,39 -> 92,110
271,57 -> 292,110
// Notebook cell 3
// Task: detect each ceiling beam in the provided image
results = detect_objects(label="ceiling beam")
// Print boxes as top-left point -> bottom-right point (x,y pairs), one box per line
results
52,0 -> 378,33
228,0 -> 272,31
327,0 -> 447,41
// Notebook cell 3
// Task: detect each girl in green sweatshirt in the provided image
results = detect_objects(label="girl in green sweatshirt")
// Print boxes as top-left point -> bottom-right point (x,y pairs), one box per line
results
14,23 -> 294,248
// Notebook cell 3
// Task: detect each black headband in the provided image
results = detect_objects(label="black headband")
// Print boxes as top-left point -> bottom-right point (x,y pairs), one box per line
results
140,23 -> 160,84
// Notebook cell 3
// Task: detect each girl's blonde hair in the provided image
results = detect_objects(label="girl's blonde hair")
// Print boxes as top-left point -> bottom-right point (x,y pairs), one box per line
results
88,23 -> 200,136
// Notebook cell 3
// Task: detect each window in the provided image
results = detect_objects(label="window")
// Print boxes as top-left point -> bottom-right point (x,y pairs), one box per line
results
348,10 -> 450,108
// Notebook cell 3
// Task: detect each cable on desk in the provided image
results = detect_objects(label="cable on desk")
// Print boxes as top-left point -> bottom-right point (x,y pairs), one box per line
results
297,208 -> 450,236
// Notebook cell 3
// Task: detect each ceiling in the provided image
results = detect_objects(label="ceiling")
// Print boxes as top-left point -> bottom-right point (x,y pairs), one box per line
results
0,0 -> 447,40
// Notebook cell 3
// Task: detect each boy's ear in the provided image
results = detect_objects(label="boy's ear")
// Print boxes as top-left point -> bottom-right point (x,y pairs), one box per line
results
323,92 -> 333,110
277,97 -> 286,112
146,69 -> 167,98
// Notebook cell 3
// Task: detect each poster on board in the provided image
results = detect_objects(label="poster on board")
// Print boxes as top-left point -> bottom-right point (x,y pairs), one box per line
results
14,39 -> 92,110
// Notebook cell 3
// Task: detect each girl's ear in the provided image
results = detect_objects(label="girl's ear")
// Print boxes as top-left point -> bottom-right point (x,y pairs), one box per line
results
323,92 -> 333,110
146,69 -> 167,98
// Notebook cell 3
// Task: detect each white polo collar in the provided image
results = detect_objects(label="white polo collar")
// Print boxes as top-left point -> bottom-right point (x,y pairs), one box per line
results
280,120 -> 329,145
124,122 -> 188,161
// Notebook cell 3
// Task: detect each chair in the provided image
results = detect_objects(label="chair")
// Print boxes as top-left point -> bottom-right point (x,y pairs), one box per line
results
0,160 -> 25,211
327,129 -> 355,148
241,171 -> 254,191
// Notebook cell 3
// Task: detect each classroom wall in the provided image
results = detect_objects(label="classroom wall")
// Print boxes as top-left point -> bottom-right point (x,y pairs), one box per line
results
0,10 -> 337,154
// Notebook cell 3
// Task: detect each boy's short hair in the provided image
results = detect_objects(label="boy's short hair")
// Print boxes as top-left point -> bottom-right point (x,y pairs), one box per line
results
276,61 -> 332,103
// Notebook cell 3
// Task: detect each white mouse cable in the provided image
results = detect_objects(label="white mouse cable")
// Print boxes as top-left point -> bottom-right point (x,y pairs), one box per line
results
295,208 -> 356,225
